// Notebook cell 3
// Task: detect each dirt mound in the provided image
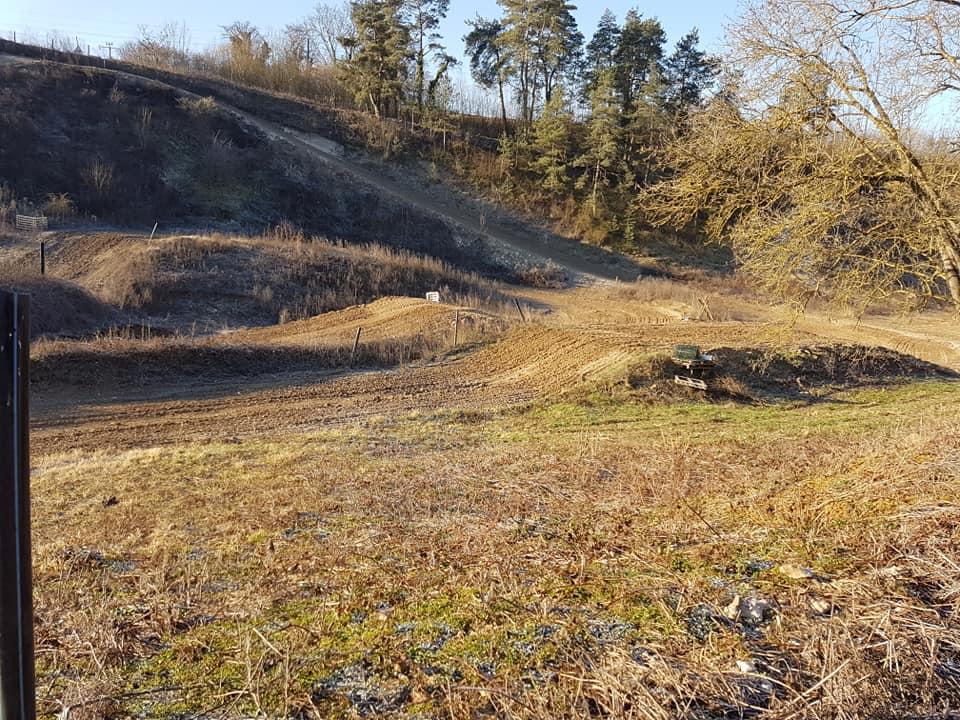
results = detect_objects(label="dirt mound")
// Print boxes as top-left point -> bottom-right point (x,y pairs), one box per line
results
31,296 -> 508,392
39,232 -> 517,334
237,297 -> 504,347
0,272 -> 119,337
629,344 -> 956,402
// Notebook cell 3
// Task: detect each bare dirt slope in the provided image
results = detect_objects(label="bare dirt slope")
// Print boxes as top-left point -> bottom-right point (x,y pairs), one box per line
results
267,125 -> 642,281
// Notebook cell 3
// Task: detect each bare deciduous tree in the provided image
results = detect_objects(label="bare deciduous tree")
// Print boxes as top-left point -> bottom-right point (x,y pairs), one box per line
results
121,23 -> 191,70
305,1 -> 356,64
644,0 -> 960,309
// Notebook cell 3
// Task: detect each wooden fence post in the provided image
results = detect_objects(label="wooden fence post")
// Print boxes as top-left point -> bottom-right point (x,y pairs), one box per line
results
0,291 -> 35,720
514,299 -> 527,324
453,310 -> 460,348
350,327 -> 362,365
39,242 -> 44,276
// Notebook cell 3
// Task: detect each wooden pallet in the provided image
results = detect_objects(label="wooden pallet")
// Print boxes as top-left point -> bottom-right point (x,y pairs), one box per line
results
674,375 -> 709,391
672,345 -> 716,391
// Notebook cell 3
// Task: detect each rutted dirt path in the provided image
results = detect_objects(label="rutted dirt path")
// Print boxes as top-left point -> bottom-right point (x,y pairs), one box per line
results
30,311 -> 812,456
27,278 -> 960,456
0,52 -> 644,282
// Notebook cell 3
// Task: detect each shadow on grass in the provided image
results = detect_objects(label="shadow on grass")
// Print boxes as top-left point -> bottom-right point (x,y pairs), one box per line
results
629,344 -> 959,406
31,336 -> 450,401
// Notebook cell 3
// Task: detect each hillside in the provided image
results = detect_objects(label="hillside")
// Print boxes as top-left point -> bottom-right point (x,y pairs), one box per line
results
0,42 -> 648,283
0,55 -> 503,276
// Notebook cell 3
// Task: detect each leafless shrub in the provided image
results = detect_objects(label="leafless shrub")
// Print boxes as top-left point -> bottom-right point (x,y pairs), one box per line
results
176,95 -> 217,115
135,107 -> 153,148
0,184 -> 17,226
517,261 -> 567,289
618,276 -> 702,306
41,193 -> 76,220
83,159 -> 114,197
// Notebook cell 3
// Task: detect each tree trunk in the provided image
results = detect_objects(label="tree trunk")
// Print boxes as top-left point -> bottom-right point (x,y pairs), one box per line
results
416,33 -> 425,112
497,77 -> 509,134
592,158 -> 601,217
940,238 -> 960,308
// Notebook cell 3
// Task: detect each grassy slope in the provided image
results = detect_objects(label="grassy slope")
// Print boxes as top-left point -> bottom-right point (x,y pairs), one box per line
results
0,230 -> 521,339
0,60 -> 503,276
32,379 -> 960,718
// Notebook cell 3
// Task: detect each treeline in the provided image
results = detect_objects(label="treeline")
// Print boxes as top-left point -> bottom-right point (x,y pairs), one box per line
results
464,6 -> 718,244
117,0 -> 960,309
119,1 -> 718,246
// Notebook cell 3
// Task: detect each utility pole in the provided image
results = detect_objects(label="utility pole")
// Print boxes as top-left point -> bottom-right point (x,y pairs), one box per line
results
99,42 -> 114,59
0,291 -> 35,720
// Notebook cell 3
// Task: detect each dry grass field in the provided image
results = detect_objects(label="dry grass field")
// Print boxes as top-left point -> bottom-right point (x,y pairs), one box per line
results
3,40 -> 960,720
10,230 -> 959,719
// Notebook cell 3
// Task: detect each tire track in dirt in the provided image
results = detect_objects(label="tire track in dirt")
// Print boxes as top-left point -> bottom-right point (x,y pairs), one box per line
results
30,318 -> 819,455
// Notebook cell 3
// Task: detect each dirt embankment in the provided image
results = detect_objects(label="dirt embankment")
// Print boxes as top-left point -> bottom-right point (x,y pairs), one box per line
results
0,58 -> 506,277
1,41 -> 650,282
0,231 -> 524,336
34,301 -> 960,456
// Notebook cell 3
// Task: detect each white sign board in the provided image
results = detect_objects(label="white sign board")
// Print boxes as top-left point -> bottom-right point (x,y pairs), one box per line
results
425,291 -> 440,303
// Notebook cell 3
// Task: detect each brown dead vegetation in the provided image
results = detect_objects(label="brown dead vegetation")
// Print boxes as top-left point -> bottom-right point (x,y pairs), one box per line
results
22,229 -> 518,335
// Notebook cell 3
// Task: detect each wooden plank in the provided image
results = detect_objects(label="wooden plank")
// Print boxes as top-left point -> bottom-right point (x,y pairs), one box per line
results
674,375 -> 708,391
350,327 -> 362,365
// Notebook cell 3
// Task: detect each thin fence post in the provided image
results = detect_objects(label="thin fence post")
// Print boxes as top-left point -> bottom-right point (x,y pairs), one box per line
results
350,327 -> 362,365
39,242 -> 44,276
0,291 -> 35,720
514,298 -> 526,324
453,310 -> 460,348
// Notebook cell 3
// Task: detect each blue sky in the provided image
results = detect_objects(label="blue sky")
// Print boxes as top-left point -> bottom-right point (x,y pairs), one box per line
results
0,1 -> 738,59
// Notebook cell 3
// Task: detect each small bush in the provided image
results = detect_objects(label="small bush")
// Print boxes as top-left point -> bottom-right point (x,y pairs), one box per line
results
518,261 -> 567,289
83,159 -> 114,197
176,95 -> 217,115
41,193 -> 76,220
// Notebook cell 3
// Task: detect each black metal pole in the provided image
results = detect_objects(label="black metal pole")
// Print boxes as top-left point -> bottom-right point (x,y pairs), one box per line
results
38,244 -> 44,276
0,291 -> 35,720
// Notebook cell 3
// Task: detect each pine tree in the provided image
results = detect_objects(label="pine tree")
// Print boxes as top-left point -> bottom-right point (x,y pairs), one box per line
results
341,0 -> 410,117
404,0 -> 450,112
613,10 -> 666,114
531,0 -> 583,107
497,0 -> 582,124
622,65 -> 671,188
530,88 -> 576,195
576,69 -> 623,216
464,17 -> 510,131
582,10 -> 620,101
662,29 -> 719,116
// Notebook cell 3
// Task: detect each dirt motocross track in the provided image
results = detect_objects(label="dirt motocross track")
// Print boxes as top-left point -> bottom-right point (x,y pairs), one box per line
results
5,50 -> 960,458
30,286 -> 960,456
